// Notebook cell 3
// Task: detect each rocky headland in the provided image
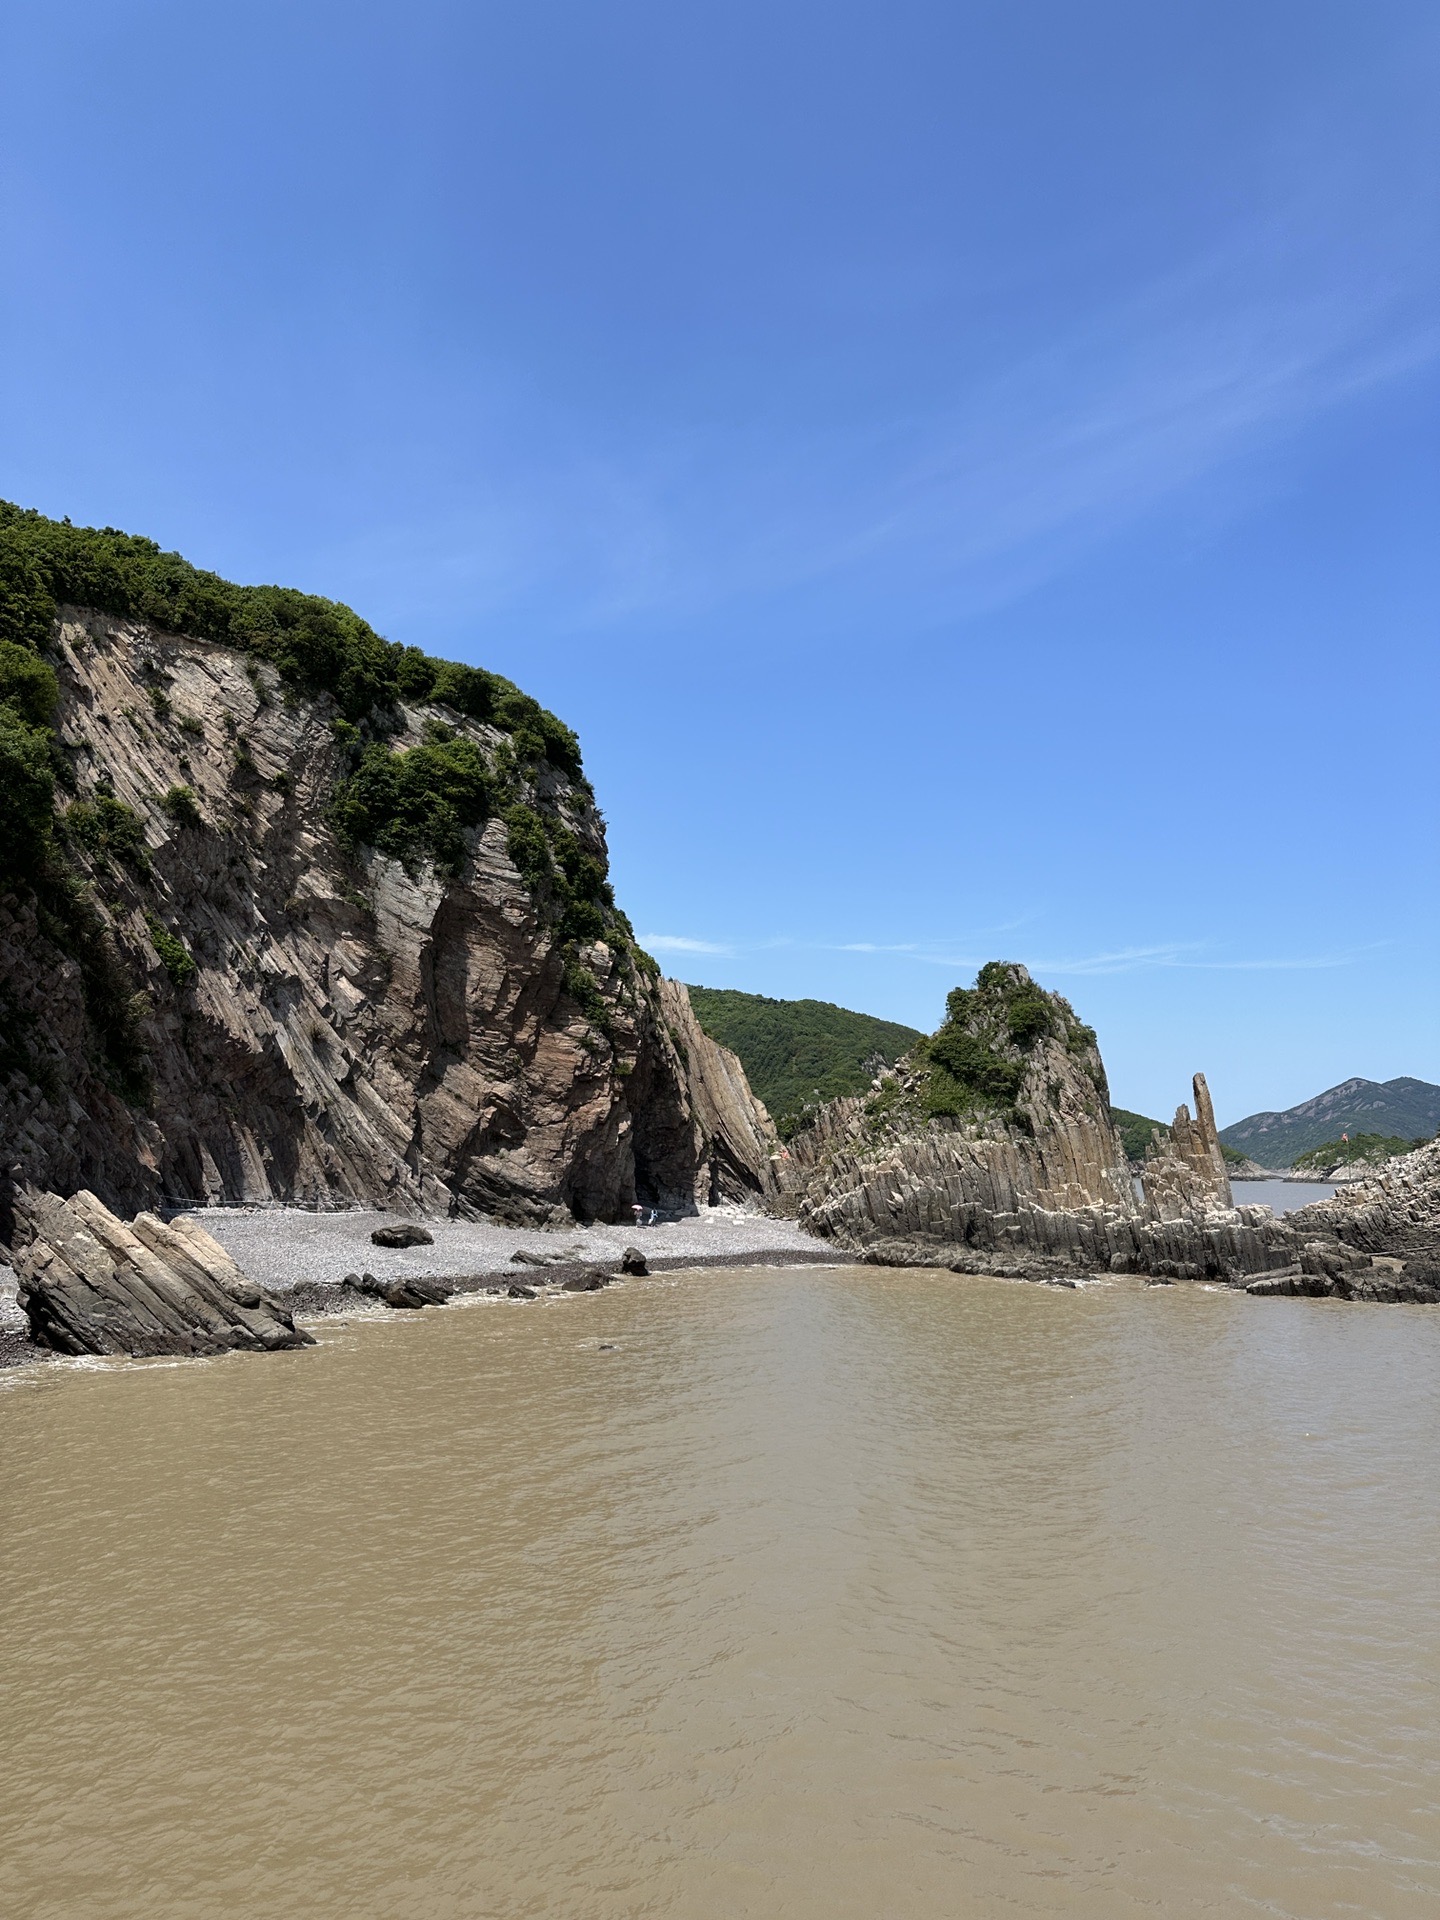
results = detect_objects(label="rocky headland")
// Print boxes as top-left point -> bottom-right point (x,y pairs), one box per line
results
775,963 -> 1440,1303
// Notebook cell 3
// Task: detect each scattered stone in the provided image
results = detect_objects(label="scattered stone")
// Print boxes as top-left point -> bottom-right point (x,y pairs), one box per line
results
11,1187 -> 313,1357
619,1246 -> 648,1276
370,1223 -> 434,1248
341,1270 -> 452,1310
506,1282 -> 538,1300
510,1245 -> 584,1267
562,1269 -> 611,1292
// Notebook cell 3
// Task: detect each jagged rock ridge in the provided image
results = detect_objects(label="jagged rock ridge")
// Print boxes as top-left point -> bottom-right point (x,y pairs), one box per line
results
777,964 -> 1437,1298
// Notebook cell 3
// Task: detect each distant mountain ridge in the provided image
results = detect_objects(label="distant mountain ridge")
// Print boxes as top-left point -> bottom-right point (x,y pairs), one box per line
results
684,986 -> 922,1136
1219,1078 -> 1440,1167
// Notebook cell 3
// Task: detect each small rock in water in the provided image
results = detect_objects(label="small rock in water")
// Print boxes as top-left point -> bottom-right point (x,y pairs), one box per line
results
507,1282 -> 538,1300
342,1270 -> 452,1309
620,1246 -> 648,1276
562,1269 -> 611,1292
370,1223 -> 434,1249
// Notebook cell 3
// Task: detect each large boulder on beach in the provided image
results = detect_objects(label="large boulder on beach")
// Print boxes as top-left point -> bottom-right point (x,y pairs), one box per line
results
11,1188 -> 313,1357
370,1223 -> 434,1249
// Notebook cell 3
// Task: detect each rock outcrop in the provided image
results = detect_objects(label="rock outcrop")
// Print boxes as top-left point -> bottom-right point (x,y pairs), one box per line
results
1286,1138 -> 1440,1262
1139,1074 -> 1232,1216
776,963 -> 1437,1298
0,608 -> 774,1224
783,964 -> 1137,1258
11,1187 -> 313,1356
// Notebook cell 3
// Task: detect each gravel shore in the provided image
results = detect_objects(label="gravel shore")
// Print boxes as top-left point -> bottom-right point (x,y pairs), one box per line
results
197,1203 -> 822,1291
0,1207 -> 834,1368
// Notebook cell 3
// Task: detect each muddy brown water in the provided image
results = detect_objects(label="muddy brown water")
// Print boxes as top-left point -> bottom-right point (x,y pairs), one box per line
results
2,1266 -> 1438,1919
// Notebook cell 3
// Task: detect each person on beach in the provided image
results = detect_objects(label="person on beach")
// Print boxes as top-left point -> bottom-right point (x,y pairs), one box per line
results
631,1203 -> 644,1228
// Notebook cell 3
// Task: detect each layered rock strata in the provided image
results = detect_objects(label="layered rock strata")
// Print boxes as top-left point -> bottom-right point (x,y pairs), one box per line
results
12,1187 -> 312,1356
0,609 -> 774,1224
1286,1138 -> 1440,1261
779,965 -> 1437,1298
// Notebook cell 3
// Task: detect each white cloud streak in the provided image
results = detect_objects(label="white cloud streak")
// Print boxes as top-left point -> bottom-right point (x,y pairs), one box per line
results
639,933 -> 734,956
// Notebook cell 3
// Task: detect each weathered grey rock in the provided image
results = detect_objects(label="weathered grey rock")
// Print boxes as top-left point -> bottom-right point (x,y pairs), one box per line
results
561,1269 -> 611,1292
772,965 -> 1432,1300
12,1187 -> 313,1356
370,1223 -> 434,1248
342,1269 -> 453,1309
623,979 -> 781,1210
0,610 -> 779,1226
1140,1074 -> 1232,1216
619,1246 -> 648,1275
1246,1259 -> 1439,1303
506,1282 -> 538,1299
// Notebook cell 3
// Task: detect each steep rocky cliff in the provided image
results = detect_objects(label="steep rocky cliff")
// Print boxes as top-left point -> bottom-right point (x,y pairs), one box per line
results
0,513 -> 776,1224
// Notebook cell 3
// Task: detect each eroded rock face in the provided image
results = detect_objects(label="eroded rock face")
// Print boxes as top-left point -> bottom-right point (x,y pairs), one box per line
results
782,965 -> 1136,1249
626,979 -> 780,1209
775,965 -> 1426,1294
1287,1139 -> 1440,1262
1140,1074 -> 1233,1217
0,611 -> 775,1223
12,1187 -> 313,1356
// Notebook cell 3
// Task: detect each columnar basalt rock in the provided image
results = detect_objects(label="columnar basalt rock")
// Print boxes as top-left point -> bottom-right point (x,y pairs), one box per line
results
1140,1073 -> 1233,1218
775,964 -> 1435,1297
12,1187 -> 313,1355
0,610 -> 775,1224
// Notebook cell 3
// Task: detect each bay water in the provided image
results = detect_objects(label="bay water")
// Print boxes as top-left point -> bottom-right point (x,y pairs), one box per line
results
2,1264 -> 1436,1918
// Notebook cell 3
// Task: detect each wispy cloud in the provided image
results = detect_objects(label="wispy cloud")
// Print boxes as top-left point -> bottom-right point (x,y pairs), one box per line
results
647,933 -> 1373,978
639,933 -> 734,956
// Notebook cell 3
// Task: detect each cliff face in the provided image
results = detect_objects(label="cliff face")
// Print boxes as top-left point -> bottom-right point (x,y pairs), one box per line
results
0,608 -> 773,1223
784,963 -> 1135,1243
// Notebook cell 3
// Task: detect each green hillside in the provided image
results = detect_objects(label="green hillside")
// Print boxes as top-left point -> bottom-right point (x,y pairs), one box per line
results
1112,1108 -> 1165,1163
1219,1077 -> 1440,1167
685,987 -> 922,1137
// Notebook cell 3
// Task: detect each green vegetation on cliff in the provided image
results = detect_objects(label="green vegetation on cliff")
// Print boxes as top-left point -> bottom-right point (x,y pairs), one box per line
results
0,501 -> 581,766
684,986 -> 921,1136
1112,1108 -> 1165,1162
917,961 -> 1099,1126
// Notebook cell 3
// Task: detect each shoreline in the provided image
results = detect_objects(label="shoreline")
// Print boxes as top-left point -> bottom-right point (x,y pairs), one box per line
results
0,1208 -> 836,1370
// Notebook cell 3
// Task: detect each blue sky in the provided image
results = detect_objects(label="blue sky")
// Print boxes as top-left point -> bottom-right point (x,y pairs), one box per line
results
3,0 -> 1436,1123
